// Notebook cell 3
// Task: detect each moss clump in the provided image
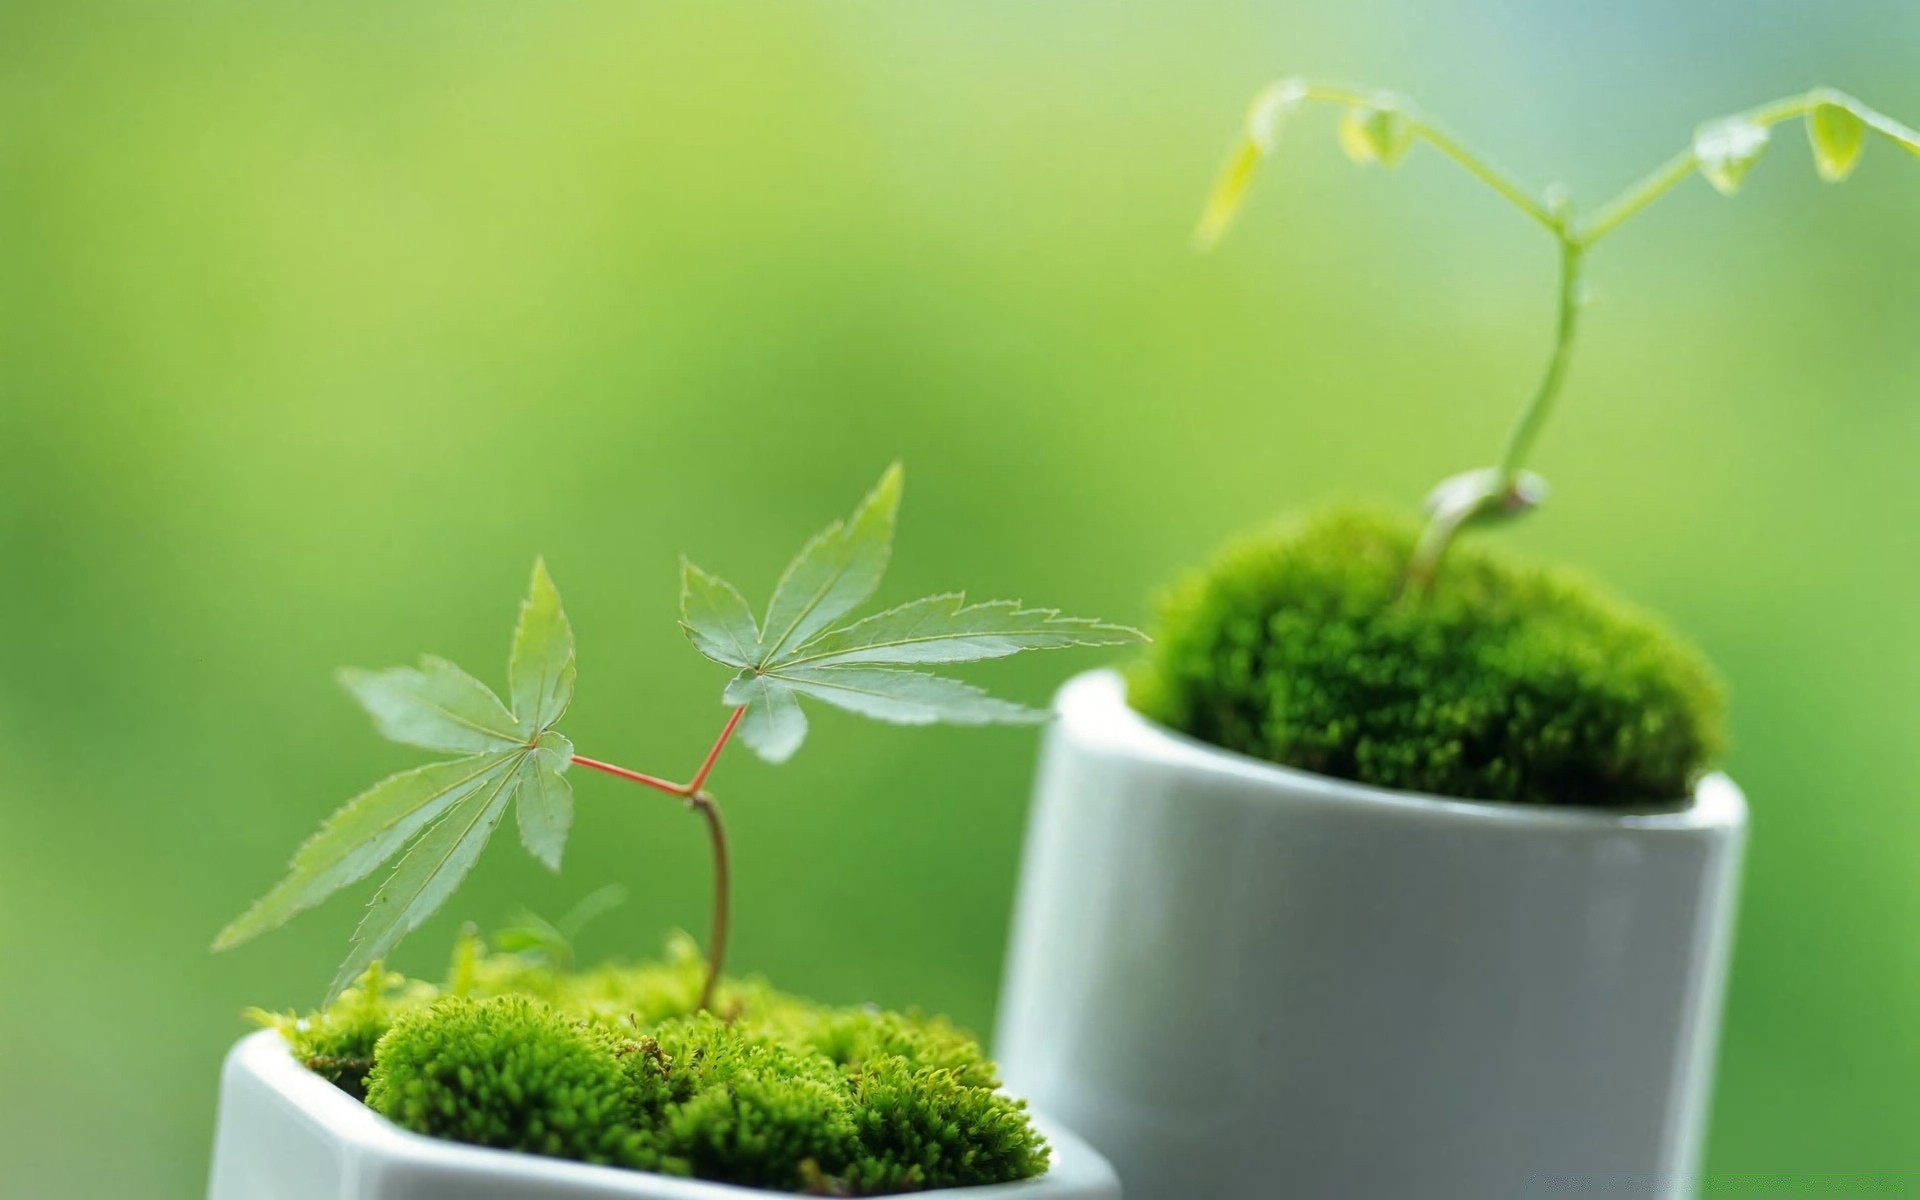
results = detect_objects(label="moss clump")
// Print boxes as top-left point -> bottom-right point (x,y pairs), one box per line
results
248,964 -> 435,1100
258,937 -> 1048,1195
367,995 -> 659,1170
1128,506 -> 1726,807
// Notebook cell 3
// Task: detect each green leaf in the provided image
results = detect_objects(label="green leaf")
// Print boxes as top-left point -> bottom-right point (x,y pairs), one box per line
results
1194,139 -> 1263,251
514,731 -> 576,872
211,754 -> 515,952
724,673 -> 810,763
1339,104 -> 1415,168
494,884 -> 625,972
216,560 -> 587,1001
327,764 -> 521,1002
784,595 -> 1144,668
492,913 -> 568,959
1193,79 -> 1306,249
511,557 -> 576,731
758,463 -> 902,663
770,666 -> 1046,726
691,465 -> 1144,763
1694,117 -> 1771,195
1807,101 -> 1867,182
557,883 -> 629,939
680,557 -> 760,669
338,657 -> 520,754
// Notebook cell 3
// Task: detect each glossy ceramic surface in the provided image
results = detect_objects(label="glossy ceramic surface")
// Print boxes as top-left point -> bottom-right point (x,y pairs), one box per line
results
208,1030 -> 1121,1200
996,670 -> 1745,1200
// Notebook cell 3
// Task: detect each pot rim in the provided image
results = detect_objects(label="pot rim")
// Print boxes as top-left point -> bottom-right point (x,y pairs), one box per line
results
225,1028 -> 1114,1198
1055,669 -> 1744,833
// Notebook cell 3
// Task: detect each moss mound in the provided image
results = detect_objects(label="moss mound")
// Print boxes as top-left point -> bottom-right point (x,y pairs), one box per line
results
252,936 -> 1048,1195
1127,506 -> 1726,807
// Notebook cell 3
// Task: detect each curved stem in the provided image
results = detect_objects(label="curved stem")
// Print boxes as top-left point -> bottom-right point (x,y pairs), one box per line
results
569,705 -> 748,1012
1496,240 -> 1585,482
1232,83 -> 1916,587
688,791 -> 731,1012
1292,81 -> 1558,231
1407,237 -> 1584,583
1575,89 -> 1848,245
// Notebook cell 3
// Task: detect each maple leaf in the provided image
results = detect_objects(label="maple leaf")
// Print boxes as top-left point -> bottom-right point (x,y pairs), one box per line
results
680,464 -> 1145,762
213,559 -> 578,1002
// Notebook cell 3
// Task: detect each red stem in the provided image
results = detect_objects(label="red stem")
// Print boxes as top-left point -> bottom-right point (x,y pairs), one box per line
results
689,793 -> 730,1013
571,755 -> 685,796
688,706 -> 746,796
569,707 -> 748,1012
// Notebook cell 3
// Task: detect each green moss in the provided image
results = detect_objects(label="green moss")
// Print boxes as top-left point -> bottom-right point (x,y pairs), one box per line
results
365,994 -> 659,1170
247,964 -> 435,1100
632,1012 -> 860,1191
1128,506 -> 1727,807
269,942 -> 1048,1195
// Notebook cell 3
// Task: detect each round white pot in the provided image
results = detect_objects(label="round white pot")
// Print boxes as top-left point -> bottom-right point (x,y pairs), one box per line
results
208,1029 -> 1121,1200
995,670 -> 1746,1200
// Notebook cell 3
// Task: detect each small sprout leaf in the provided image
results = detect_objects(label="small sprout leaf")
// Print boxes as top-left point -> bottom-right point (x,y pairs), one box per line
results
1339,105 -> 1415,168
1694,117 -> 1771,195
557,883 -> 629,940
1423,468 -> 1550,530
492,913 -> 568,959
1807,101 -> 1867,182
1194,79 -> 1305,249
1194,140 -> 1264,250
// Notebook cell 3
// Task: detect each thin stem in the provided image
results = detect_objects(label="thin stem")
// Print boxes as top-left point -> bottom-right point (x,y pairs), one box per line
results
1407,118 -> 1558,230
1407,232 -> 1585,584
1390,87 -> 1844,581
571,754 -> 685,797
570,706 -> 748,1012
1496,239 -> 1585,482
688,791 -> 731,1013
1293,82 -> 1558,231
1575,89 -> 1829,246
1575,150 -> 1696,246
688,707 -> 746,796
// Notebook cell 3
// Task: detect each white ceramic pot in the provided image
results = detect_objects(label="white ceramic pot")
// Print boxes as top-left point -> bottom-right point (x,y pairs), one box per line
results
995,670 -> 1746,1200
208,1029 -> 1121,1200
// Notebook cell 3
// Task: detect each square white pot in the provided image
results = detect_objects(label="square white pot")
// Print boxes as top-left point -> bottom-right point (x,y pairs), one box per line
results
996,670 -> 1746,1200
209,1029 -> 1121,1200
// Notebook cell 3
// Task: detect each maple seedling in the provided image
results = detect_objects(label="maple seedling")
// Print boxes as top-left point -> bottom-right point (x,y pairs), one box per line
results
214,463 -> 1143,1008
1197,80 -> 1920,583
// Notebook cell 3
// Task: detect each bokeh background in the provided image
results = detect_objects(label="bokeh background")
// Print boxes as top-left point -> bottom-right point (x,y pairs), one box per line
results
3,1 -> 1916,1195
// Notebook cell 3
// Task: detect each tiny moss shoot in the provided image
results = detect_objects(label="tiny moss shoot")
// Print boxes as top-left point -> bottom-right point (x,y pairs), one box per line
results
1128,508 -> 1727,806
1197,80 -> 1920,582
213,463 -> 1142,1009
252,936 -> 1049,1195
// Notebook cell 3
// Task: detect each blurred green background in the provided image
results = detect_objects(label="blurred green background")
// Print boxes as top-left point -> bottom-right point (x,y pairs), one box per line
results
3,2 -> 1916,1195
